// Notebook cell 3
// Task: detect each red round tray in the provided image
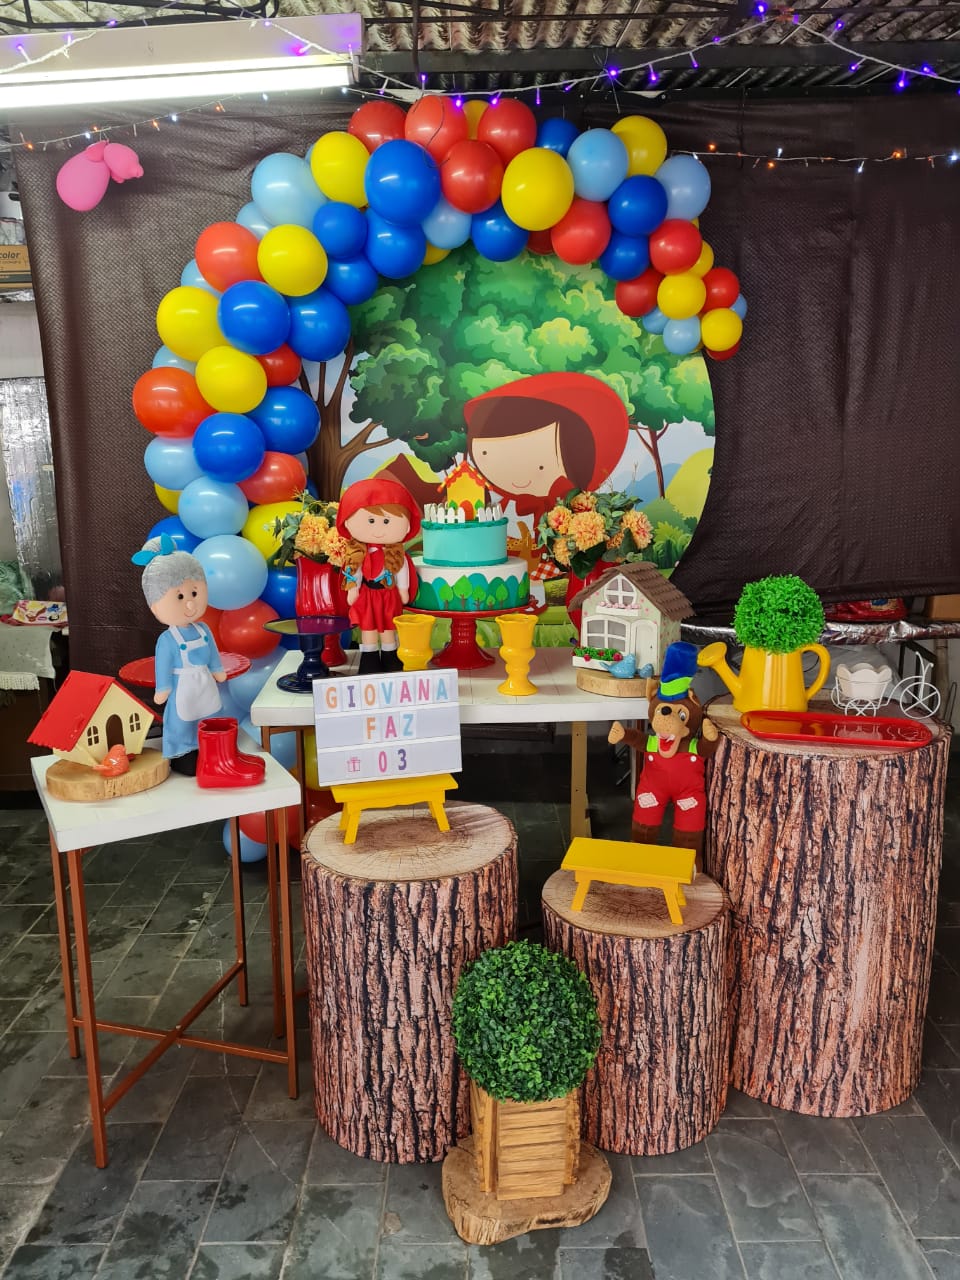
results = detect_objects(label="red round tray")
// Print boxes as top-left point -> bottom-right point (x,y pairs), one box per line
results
741,710 -> 933,750
119,652 -> 251,689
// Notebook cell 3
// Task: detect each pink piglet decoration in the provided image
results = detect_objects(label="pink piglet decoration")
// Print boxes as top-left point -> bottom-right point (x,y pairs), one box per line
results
55,140 -> 143,212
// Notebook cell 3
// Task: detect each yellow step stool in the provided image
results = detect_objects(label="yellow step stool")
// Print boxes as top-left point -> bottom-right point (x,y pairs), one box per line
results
561,837 -> 695,924
331,773 -> 458,845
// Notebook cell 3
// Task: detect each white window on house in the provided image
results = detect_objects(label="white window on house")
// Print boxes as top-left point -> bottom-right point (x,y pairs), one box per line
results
583,616 -> 631,653
128,713 -> 141,734
600,577 -> 639,610
85,725 -> 100,746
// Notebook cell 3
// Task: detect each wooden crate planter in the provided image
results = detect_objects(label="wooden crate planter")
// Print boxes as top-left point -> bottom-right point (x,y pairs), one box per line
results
471,1080 -> 578,1201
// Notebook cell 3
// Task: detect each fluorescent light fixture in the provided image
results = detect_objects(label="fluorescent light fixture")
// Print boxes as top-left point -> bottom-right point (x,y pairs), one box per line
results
0,14 -> 360,111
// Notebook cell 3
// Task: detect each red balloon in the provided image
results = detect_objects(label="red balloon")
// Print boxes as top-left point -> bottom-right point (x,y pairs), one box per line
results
219,601 -> 281,660
526,229 -> 554,255
476,98 -> 537,165
203,606 -> 224,648
649,219 -> 703,275
257,345 -> 302,387
404,95 -> 469,163
615,268 -> 664,318
706,340 -> 741,362
238,452 -> 307,505
703,266 -> 740,310
132,367 -> 212,437
195,222 -> 262,292
348,100 -> 408,153
306,787 -> 341,825
550,198 -> 612,266
440,140 -> 504,214
239,801 -> 302,846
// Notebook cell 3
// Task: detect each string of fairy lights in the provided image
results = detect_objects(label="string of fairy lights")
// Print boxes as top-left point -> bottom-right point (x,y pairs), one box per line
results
1,4 -> 959,166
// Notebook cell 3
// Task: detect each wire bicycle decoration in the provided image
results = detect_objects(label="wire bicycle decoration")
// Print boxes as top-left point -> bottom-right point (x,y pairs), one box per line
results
831,655 -> 941,720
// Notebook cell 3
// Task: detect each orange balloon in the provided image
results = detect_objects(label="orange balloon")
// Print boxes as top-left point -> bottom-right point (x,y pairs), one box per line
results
219,600 -> 281,660
463,99 -> 488,139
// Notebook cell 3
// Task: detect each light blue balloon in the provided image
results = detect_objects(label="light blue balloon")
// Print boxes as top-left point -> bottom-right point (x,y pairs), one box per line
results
222,819 -> 268,865
194,534 -> 269,610
662,316 -> 701,356
251,153 -> 326,229
641,306 -> 668,335
655,154 -> 712,221
144,437 -> 205,492
180,258 -> 219,295
152,345 -> 196,374
731,293 -> 748,320
236,201 -> 271,240
179,478 -> 249,539
422,196 -> 472,250
229,651 -> 282,712
264,728 -> 298,769
566,129 -> 629,202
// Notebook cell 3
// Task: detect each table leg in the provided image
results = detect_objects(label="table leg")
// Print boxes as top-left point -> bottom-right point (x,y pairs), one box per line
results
571,875 -> 590,912
569,721 -> 591,839
49,833 -> 79,1058
264,807 -> 283,1040
277,807 -> 299,1098
66,847 -> 108,1168
228,817 -> 248,1007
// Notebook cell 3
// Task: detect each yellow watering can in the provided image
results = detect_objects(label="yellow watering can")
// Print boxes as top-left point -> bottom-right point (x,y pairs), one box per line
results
698,640 -> 831,714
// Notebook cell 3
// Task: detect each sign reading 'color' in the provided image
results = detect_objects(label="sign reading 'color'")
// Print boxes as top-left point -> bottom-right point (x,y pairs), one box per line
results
312,668 -> 462,787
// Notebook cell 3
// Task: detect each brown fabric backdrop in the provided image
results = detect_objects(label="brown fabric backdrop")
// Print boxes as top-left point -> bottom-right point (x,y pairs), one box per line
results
14,96 -> 960,672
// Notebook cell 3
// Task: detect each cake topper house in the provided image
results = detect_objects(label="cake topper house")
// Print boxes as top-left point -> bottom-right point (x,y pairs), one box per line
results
439,458 -> 487,517
29,671 -> 157,768
569,564 -> 693,675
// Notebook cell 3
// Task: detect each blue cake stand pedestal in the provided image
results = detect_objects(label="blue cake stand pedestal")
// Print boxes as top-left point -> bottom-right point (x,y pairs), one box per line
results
264,617 -> 352,694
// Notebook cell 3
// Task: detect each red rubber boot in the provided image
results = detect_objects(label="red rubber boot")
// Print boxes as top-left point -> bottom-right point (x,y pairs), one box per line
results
196,718 -> 265,789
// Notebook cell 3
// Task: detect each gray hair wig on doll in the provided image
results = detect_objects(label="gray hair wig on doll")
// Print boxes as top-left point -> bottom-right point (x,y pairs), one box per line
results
132,535 -> 207,608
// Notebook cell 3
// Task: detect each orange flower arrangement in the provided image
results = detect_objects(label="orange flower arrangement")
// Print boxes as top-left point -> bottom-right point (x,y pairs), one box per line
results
536,488 -> 654,577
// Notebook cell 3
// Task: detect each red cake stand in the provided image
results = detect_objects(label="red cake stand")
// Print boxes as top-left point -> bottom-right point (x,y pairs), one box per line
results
119,652 -> 251,687
405,603 -> 544,672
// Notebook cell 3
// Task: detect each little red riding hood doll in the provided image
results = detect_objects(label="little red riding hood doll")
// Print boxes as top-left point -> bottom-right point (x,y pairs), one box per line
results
336,478 -> 421,675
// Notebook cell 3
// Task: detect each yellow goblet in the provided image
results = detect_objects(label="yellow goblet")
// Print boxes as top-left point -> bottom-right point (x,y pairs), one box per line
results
496,613 -> 538,696
393,613 -> 436,672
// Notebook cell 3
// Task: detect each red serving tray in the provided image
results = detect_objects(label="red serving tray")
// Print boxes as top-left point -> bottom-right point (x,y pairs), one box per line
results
741,710 -> 933,750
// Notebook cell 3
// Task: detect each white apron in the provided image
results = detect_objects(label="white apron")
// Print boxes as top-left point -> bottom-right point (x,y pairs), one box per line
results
170,624 -> 222,721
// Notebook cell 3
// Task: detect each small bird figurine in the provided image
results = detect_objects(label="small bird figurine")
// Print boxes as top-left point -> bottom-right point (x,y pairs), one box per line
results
602,653 -> 637,679
92,745 -> 131,777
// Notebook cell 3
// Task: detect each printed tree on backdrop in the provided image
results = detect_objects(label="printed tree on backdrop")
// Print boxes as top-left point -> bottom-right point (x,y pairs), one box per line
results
304,247 -> 715,555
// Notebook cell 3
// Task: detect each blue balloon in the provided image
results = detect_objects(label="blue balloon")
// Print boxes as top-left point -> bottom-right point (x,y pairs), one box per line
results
536,117 -> 580,157
147,515 -> 200,553
262,727 -> 298,768
249,386 -> 321,454
598,232 -> 650,282
324,256 -> 380,306
422,196 -> 472,251
222,819 -> 268,865
641,306 -> 669,335
566,129 -> 629,202
305,481 -> 320,500
471,201 -> 528,262
364,140 -> 441,227
179,478 -> 249,539
251,153 -> 326,229
195,535 -> 269,610
313,201 -> 368,258
662,317 -> 702,356
229,651 -> 282,713
608,176 -> 669,238
144,437 -> 205,491
217,280 -> 291,356
236,201 -> 271,240
261,566 -> 297,617
365,212 -> 426,280
193,412 -> 266,483
731,293 -> 748,320
180,258 -> 219,296
152,345 -> 195,374
287,288 -> 352,363
655,154 -> 712,221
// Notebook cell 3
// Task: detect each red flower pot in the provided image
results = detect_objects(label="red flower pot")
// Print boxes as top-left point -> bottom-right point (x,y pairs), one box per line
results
296,559 -> 350,667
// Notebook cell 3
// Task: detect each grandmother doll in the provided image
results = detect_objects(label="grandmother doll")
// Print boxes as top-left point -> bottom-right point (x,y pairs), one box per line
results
335,478 -> 421,675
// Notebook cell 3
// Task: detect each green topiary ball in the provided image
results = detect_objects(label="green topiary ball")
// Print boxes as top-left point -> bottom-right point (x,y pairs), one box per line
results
451,940 -> 601,1104
733,574 -> 825,654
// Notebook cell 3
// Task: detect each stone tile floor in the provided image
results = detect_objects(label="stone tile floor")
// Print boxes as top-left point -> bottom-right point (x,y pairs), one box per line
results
0,736 -> 956,1279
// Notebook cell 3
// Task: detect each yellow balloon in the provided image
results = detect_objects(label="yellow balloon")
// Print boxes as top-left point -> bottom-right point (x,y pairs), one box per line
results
154,483 -> 180,514
690,240 -> 714,278
422,242 -> 450,266
612,115 -> 668,177
701,307 -> 743,352
303,728 -> 320,791
658,273 -> 707,321
257,224 -> 328,297
501,148 -> 575,232
195,346 -> 268,415
309,131 -> 369,207
156,286 -> 223,362
463,99 -> 488,140
242,500 -> 301,560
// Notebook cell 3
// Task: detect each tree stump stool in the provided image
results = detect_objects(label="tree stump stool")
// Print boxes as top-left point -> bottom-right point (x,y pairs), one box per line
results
705,702 -> 951,1116
302,801 -> 518,1163
542,869 -> 731,1156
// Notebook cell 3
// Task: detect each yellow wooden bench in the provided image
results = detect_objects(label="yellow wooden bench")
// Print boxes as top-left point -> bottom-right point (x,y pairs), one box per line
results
561,837 -> 696,924
331,773 -> 459,845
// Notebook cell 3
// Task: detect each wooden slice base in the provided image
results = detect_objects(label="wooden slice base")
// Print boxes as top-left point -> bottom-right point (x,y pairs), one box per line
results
302,801 -> 519,1163
44,750 -> 170,802
575,667 -> 651,698
442,1135 -> 611,1245
543,869 -> 731,1156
